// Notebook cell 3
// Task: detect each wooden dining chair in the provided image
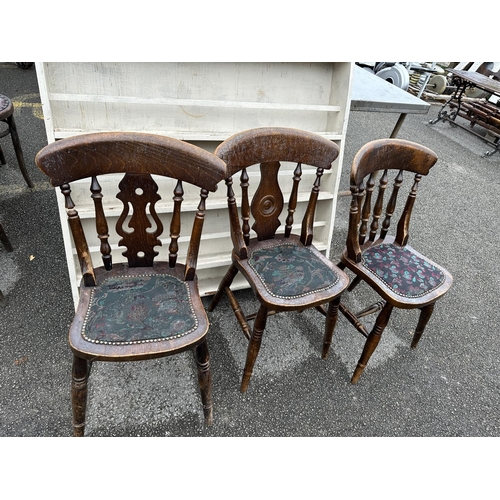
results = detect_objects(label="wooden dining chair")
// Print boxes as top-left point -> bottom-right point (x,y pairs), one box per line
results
35,132 -> 227,435
337,138 -> 453,384
208,127 -> 350,392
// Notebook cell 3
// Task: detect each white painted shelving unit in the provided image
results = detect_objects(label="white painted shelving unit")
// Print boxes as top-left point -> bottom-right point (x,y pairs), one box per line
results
36,62 -> 353,307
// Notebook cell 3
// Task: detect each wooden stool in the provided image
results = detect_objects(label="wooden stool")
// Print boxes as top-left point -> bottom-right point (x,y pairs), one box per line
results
0,221 -> 13,306
0,93 -> 34,188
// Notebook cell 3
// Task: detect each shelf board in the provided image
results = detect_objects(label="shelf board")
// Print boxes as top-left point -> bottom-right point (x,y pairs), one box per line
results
53,129 -> 344,142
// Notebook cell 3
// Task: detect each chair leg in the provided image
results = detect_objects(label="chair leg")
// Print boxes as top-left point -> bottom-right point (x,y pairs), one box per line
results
208,263 -> 238,312
194,339 -> 213,426
348,275 -> 363,292
0,221 -> 13,304
351,302 -> 394,384
321,296 -> 341,359
71,355 -> 89,437
411,303 -> 435,349
240,304 -> 268,393
0,222 -> 13,252
6,115 -> 34,189
0,144 -> 5,165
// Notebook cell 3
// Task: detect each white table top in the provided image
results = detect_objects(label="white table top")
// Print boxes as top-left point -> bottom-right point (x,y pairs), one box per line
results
350,65 -> 430,114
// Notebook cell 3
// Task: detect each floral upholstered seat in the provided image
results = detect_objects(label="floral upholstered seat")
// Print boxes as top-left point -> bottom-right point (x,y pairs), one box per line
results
361,244 -> 446,299
248,243 -> 340,300
82,275 -> 198,345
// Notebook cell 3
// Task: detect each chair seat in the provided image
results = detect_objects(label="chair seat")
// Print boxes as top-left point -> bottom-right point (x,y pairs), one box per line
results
361,243 -> 446,299
343,238 -> 453,307
236,235 -> 348,309
70,264 -> 209,361
83,274 -> 198,344
0,94 -> 13,120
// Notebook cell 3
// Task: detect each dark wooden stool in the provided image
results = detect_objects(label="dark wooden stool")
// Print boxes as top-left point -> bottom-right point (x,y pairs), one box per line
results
0,221 -> 13,306
0,93 -> 34,188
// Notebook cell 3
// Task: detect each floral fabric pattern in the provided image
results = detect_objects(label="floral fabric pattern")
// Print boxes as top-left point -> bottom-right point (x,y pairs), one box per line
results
248,243 -> 339,299
361,244 -> 446,298
82,275 -> 197,344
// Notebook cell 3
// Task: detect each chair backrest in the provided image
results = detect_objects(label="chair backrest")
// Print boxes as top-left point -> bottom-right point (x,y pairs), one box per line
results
35,132 -> 227,285
346,138 -> 438,263
214,127 -> 340,258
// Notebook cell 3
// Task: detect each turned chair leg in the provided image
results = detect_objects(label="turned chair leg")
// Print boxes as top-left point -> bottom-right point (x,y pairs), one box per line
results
351,302 -> 394,384
6,115 -> 34,189
208,263 -> 238,312
194,339 -> 213,426
411,303 -> 435,349
240,304 -> 268,393
0,222 -> 13,252
348,276 -> 363,292
0,223 -> 13,306
322,296 -> 341,359
71,355 -> 90,437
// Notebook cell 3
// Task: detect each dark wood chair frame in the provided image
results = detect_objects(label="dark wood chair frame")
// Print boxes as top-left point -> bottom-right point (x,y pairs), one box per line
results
338,138 -> 453,384
208,127 -> 349,392
0,221 -> 14,306
35,132 -> 227,435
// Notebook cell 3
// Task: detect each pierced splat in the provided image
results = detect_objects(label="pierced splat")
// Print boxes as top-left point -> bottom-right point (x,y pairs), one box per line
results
251,161 -> 284,241
90,176 -> 112,271
116,173 -> 163,267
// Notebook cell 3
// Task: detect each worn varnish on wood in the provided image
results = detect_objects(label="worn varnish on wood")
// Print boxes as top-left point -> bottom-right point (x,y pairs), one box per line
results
208,127 -> 350,392
338,138 -> 453,384
35,131 -> 227,435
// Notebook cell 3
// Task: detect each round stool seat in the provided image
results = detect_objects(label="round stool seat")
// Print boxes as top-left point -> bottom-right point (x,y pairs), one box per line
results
0,92 -> 34,188
0,94 -> 14,120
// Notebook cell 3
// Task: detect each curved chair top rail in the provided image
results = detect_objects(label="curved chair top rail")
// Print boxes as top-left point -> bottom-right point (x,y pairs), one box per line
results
35,131 -> 227,191
352,138 -> 438,186
214,127 -> 340,176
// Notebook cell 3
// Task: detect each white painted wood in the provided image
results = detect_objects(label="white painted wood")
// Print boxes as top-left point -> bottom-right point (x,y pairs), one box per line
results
34,63 -> 56,143
48,93 -> 342,112
36,62 -> 353,307
51,130 -> 345,142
